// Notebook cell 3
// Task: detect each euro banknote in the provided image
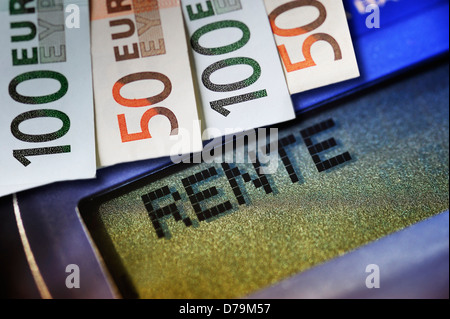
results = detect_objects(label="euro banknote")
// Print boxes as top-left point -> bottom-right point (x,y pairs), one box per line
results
0,0 -> 96,197
91,0 -> 203,167
264,0 -> 360,94
181,0 -> 296,140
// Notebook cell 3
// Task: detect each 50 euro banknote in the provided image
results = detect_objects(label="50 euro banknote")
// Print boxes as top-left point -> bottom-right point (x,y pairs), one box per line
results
264,0 -> 360,94
91,0 -> 203,167
0,0 -> 96,197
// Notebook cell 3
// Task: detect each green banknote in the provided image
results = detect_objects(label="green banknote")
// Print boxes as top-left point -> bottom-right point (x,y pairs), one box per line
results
0,0 -> 95,196
181,0 -> 295,140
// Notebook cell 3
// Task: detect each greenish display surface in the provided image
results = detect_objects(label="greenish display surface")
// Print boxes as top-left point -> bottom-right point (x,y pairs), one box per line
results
81,65 -> 449,298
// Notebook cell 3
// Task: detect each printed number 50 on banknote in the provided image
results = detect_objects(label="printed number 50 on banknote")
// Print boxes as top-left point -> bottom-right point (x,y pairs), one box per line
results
91,0 -> 203,167
0,0 -> 96,196
264,0 -> 360,94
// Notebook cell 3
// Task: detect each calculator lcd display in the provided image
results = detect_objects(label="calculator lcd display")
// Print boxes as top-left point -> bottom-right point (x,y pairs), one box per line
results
80,64 -> 449,299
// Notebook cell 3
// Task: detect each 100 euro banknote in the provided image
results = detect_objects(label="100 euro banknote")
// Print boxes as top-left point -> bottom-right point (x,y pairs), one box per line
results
0,0 -> 96,197
181,0 -> 296,140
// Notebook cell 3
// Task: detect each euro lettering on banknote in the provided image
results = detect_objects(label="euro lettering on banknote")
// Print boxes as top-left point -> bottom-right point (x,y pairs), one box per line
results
0,0 -> 96,197
264,0 -> 360,94
91,0 -> 203,167
181,0 -> 295,140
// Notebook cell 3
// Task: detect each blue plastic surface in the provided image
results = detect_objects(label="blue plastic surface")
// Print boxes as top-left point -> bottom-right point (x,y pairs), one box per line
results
293,0 -> 450,113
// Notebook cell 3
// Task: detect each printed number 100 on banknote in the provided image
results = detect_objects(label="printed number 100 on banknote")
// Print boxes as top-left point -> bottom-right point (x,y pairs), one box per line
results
182,0 -> 295,140
91,0 -> 203,167
0,0 -> 96,196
